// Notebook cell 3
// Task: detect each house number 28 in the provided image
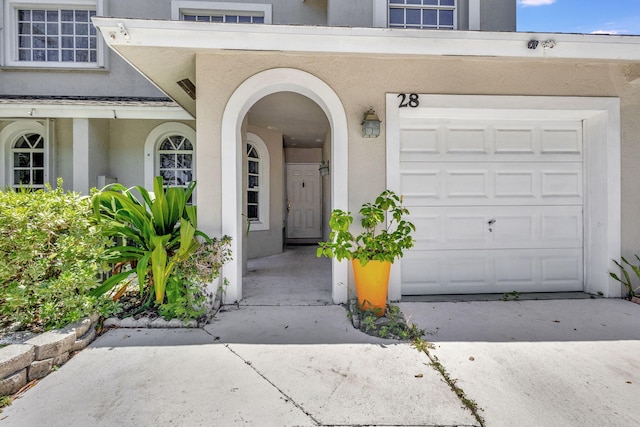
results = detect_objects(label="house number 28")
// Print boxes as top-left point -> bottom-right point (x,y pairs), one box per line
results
398,93 -> 419,108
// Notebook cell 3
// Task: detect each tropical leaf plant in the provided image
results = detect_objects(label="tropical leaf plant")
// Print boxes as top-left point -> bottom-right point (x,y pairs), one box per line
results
90,176 -> 211,306
610,256 -> 640,298
317,190 -> 416,266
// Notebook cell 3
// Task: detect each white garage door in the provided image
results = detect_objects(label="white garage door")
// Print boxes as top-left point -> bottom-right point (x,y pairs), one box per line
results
396,112 -> 584,295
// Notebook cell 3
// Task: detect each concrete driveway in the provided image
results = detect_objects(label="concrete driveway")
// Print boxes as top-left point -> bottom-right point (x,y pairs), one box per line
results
400,298 -> 640,427
1,298 -> 639,426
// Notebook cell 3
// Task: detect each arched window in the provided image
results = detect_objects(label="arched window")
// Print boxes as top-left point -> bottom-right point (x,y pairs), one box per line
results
144,123 -> 196,198
157,134 -> 194,189
12,133 -> 45,189
1,120 -> 51,190
246,142 -> 260,221
245,132 -> 270,231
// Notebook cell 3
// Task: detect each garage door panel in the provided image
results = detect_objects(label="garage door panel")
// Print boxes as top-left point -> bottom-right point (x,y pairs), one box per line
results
396,112 -> 584,295
410,206 -> 582,251
401,248 -> 583,295
400,162 -> 582,206
398,119 -> 582,163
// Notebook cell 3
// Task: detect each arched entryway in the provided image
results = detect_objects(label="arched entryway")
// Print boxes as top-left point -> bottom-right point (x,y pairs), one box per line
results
221,68 -> 348,304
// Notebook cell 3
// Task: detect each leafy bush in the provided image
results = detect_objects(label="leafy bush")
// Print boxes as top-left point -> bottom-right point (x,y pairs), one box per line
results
0,181 -> 116,332
91,177 -> 231,319
317,190 -> 416,266
161,236 -> 232,320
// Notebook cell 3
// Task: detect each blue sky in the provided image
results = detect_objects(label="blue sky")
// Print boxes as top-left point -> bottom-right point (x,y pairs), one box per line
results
517,0 -> 640,35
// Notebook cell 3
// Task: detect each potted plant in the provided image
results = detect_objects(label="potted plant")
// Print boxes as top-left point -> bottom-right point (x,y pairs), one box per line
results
317,190 -> 415,316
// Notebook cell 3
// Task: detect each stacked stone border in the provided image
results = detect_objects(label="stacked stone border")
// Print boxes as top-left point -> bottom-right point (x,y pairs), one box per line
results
0,314 -> 99,396
0,295 -> 222,397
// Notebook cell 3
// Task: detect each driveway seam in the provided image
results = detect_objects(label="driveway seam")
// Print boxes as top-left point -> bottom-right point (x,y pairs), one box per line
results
222,342 -> 322,426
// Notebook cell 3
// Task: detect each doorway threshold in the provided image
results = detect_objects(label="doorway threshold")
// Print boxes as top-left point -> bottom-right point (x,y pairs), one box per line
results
400,292 -> 601,303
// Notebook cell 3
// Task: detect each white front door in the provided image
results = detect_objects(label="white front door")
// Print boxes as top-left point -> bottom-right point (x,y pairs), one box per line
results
286,163 -> 322,239
394,113 -> 584,295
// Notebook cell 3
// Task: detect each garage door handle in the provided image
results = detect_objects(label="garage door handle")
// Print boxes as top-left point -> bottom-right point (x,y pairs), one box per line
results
488,219 -> 496,233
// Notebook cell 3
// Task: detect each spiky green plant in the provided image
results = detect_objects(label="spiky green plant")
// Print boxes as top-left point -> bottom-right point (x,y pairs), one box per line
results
90,176 -> 210,305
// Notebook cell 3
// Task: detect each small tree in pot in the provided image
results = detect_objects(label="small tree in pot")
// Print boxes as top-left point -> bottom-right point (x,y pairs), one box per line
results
317,190 -> 415,316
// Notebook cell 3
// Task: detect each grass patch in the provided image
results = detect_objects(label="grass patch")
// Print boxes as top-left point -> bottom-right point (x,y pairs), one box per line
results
413,338 -> 485,426
0,395 -> 12,411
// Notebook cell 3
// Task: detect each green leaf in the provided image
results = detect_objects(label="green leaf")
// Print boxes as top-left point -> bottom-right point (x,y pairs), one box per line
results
89,270 -> 134,297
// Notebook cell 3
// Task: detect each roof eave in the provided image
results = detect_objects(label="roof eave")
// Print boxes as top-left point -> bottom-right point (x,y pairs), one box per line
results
93,18 -> 640,61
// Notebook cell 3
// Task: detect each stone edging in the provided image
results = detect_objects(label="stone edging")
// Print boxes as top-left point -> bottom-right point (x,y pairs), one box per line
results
0,314 -> 99,396
102,316 -> 200,329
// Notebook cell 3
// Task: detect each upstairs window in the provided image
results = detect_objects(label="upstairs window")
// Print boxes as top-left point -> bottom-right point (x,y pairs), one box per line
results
182,13 -> 264,24
389,0 -> 456,30
4,0 -> 105,68
172,2 -> 272,24
17,9 -> 96,63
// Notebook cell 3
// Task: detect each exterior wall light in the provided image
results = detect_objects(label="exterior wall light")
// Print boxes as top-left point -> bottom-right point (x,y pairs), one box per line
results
319,160 -> 330,176
361,107 -> 381,138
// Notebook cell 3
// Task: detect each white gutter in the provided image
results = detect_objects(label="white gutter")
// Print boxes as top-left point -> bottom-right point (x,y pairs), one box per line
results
0,102 -> 193,120
92,17 -> 640,61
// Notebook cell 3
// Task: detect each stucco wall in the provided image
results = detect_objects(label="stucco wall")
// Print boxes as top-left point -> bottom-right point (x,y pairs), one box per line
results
481,0 -> 516,32
246,125 -> 284,259
284,148 -> 322,163
327,0 -> 372,27
619,81 -> 640,260
107,119 -> 195,189
321,129 -> 331,242
88,119 -> 110,190
55,119 -> 74,189
195,51 -> 639,262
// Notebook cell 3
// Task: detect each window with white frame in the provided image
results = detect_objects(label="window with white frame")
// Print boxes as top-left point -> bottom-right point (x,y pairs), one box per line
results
245,133 -> 269,231
171,2 -> 272,24
1,121 -> 52,190
12,133 -> 45,189
388,0 -> 456,30
4,0 -> 105,68
246,142 -> 260,221
156,135 -> 194,190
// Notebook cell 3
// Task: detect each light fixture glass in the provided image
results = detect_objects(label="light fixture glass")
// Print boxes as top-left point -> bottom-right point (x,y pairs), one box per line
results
361,107 -> 381,138
319,160 -> 330,176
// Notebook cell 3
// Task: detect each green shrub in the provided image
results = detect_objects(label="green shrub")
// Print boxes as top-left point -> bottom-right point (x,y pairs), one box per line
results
0,181 -> 116,332
161,236 -> 232,320
91,177 -> 232,319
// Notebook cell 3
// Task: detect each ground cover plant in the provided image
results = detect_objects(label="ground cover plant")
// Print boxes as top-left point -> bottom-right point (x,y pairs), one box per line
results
0,180 -> 116,332
91,177 -> 231,321
610,256 -> 640,298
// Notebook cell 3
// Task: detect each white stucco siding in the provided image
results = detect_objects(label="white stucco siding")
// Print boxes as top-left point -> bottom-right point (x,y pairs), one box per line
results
108,119 -> 195,189
190,51 -> 633,300
246,125 -> 285,259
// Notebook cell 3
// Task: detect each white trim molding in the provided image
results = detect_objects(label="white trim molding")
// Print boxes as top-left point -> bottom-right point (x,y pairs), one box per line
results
468,0 -> 480,30
218,68 -> 349,304
386,94 -> 621,299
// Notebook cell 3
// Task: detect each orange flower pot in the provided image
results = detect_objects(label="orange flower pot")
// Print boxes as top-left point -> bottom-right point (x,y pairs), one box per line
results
352,259 -> 391,317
